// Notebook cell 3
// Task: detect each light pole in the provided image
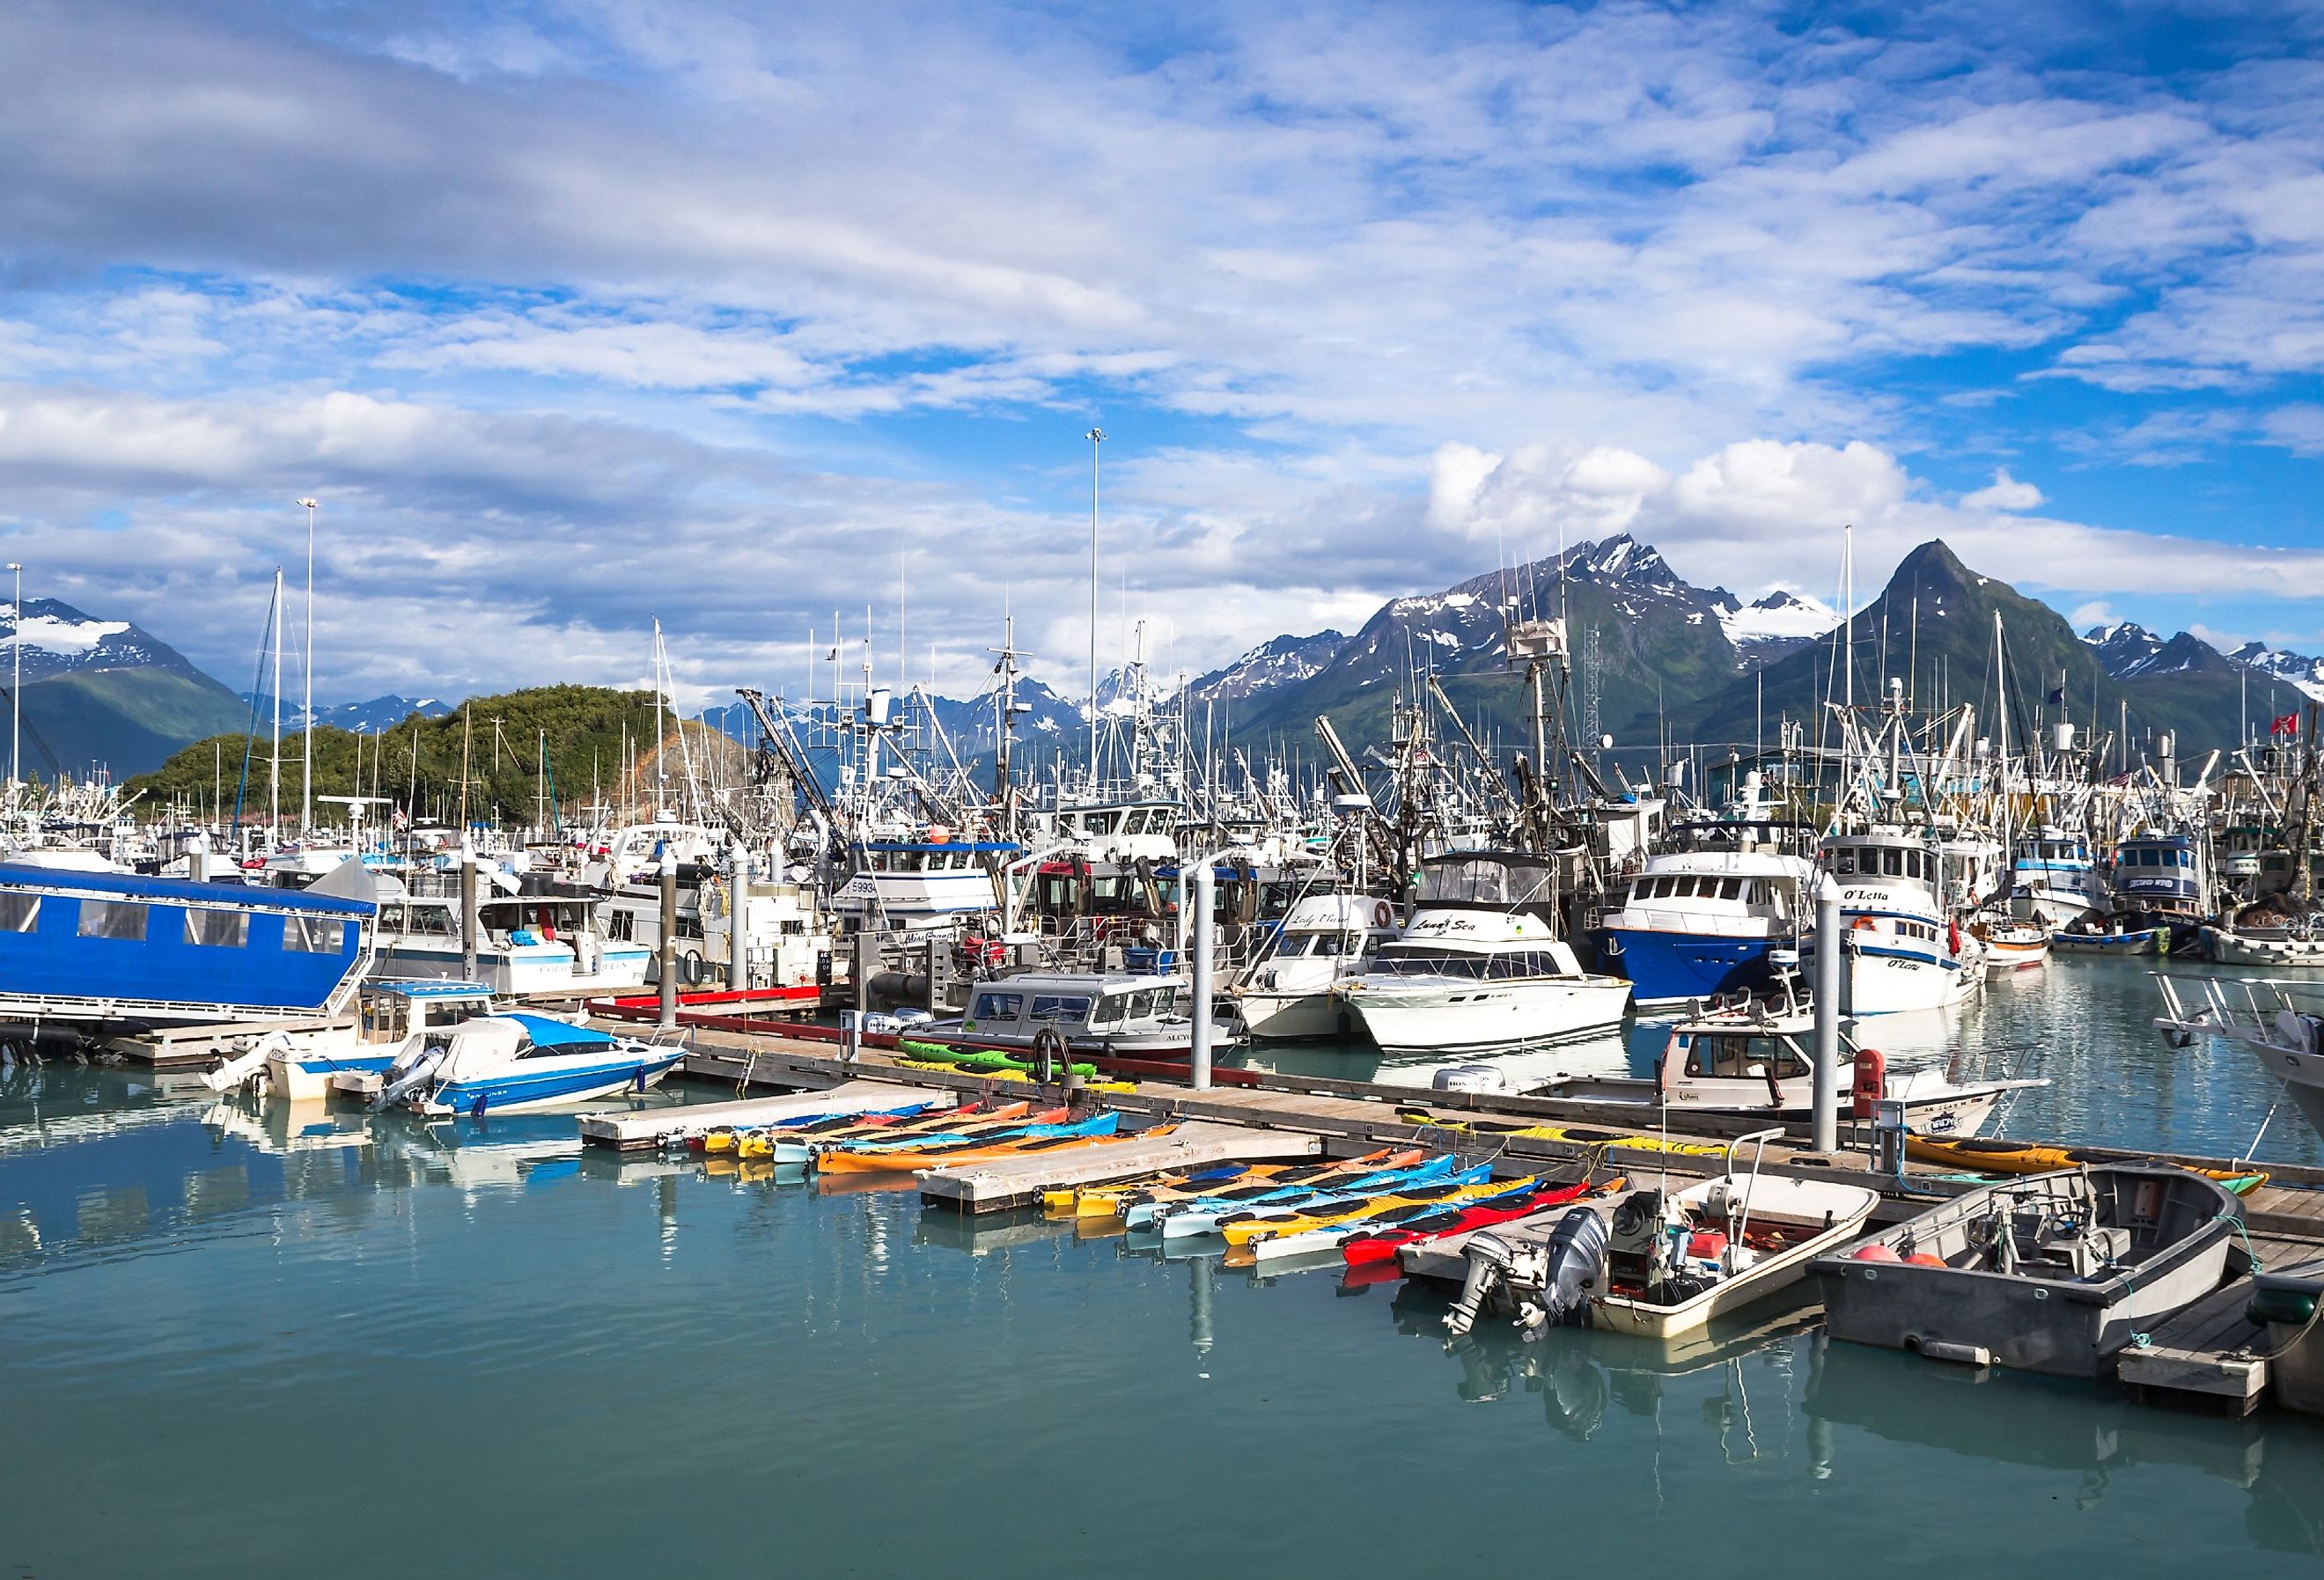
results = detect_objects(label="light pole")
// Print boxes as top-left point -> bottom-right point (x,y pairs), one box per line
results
1085,427 -> 1103,787
5,562 -> 18,792
297,498 -> 317,834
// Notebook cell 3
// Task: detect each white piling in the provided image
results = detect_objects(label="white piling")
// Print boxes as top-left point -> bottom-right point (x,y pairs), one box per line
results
728,841 -> 750,990
1188,860 -> 1215,1091
1813,873 -> 1841,1152
658,846 -> 679,1032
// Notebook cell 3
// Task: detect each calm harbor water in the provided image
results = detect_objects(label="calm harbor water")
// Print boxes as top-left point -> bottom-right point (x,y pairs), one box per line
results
3,960 -> 2320,1576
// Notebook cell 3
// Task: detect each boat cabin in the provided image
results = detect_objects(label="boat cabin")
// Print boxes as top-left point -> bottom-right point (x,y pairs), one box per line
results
960,974 -> 1183,1039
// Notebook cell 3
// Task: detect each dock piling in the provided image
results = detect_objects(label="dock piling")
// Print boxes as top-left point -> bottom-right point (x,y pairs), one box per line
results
1813,874 -> 1840,1153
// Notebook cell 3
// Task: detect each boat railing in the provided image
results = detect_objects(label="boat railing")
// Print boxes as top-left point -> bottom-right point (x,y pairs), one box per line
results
2151,969 -> 2324,1047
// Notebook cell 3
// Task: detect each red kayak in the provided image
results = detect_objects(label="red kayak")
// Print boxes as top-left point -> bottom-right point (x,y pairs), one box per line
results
1340,1175 -> 1623,1269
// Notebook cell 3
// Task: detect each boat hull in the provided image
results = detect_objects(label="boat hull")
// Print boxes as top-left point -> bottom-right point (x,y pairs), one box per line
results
1600,928 -> 1781,1009
1340,976 -> 1631,1055
419,1051 -> 686,1115
1591,1212 -> 1872,1339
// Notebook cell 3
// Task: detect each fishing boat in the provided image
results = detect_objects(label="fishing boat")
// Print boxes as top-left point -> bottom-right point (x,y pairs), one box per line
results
1595,819 -> 1815,1009
2010,827 -> 2101,920
371,876 -> 648,994
1444,1131 -> 1879,1341
1529,978 -> 2041,1137
1232,893 -> 1400,1040
832,835 -> 1017,927
1808,1164 -> 2243,1377
918,972 -> 1243,1058
1811,828 -> 1983,1014
2107,829 -> 2214,931
1333,851 -> 1632,1055
2200,919 -> 2324,968
371,1013 -> 687,1116
2050,924 -> 2163,956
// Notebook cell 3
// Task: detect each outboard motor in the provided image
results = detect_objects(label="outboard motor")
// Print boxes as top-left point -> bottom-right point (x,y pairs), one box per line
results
371,1047 -> 444,1113
1512,1207 -> 1609,1342
201,1031 -> 290,1094
1444,1231 -> 1519,1337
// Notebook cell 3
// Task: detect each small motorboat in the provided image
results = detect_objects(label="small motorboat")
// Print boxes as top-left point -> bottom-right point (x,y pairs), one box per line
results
1974,915 -> 2051,974
1443,1130 -> 1879,1341
2051,925 -> 2162,956
916,972 -> 1243,1058
1529,977 -> 2041,1138
372,1013 -> 687,1116
203,980 -> 500,1101
1808,1163 -> 2244,1378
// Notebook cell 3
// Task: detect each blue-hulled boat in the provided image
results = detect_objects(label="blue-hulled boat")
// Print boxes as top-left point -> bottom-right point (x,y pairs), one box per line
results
372,1013 -> 687,1116
0,862 -> 374,1031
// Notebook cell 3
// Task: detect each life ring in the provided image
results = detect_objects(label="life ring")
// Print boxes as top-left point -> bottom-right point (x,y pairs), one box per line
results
1372,900 -> 1393,930
1850,915 -> 1877,932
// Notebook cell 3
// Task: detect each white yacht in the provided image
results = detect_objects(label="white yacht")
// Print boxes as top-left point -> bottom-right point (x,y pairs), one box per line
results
1333,852 -> 1632,1055
1813,829 -> 1983,1015
371,878 -> 650,995
923,971 -> 1242,1058
1232,892 -> 1401,1040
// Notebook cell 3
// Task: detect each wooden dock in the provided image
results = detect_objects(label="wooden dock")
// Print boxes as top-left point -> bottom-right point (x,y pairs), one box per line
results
916,1121 -> 1321,1212
2120,1276 -> 2270,1415
576,1078 -> 949,1150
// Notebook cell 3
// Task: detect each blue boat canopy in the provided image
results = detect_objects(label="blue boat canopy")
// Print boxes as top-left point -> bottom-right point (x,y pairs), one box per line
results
501,1013 -> 618,1050
0,863 -> 374,915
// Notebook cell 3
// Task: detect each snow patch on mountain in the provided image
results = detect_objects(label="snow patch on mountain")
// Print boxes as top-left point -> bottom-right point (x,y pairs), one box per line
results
2230,642 -> 2324,703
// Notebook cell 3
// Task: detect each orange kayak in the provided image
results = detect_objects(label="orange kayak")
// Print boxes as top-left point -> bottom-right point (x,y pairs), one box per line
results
815,1122 -> 1174,1175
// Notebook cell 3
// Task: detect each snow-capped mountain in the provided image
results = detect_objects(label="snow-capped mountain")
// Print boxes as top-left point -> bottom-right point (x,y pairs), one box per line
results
1185,631 -> 1348,712
2084,621 -> 2167,677
2230,642 -> 2324,703
239,694 -> 456,732
0,598 -> 211,684
1711,588 -> 1841,669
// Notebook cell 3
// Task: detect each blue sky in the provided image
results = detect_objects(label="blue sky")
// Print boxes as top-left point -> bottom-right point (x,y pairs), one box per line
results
0,0 -> 2320,706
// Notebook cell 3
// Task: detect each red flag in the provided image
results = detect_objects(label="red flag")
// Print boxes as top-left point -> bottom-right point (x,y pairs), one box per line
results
2272,714 -> 2301,737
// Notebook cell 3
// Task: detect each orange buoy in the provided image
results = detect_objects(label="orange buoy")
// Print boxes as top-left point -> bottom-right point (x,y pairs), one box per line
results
1851,1242 -> 1903,1262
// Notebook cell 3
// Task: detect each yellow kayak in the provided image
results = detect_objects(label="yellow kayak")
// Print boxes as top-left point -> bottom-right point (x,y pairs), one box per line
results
1907,1135 -> 2268,1191
1041,1148 -> 1423,1218
1396,1109 -> 1732,1157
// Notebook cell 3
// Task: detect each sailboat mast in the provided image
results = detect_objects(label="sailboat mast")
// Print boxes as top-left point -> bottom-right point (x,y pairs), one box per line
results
1086,426 -> 1104,788
270,565 -> 283,840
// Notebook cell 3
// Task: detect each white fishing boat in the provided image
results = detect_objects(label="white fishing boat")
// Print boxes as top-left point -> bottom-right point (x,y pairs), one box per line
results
2011,826 -> 2100,919
1334,852 -> 1631,1055
1813,828 -> 1983,1014
1232,892 -> 1400,1040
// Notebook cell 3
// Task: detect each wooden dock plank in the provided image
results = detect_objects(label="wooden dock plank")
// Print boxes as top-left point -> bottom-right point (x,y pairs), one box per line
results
577,1080 -> 948,1150
2120,1277 -> 2269,1415
917,1121 -> 1320,1213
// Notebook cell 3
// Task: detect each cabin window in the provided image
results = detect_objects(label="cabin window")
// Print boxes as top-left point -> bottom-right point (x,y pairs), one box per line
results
1882,849 -> 1904,878
1313,932 -> 1350,957
184,908 -> 250,948
969,992 -> 1024,1021
1834,850 -> 1857,876
0,893 -> 37,931
1029,995 -> 1090,1022
607,910 -> 636,942
283,916 -> 346,954
77,900 -> 148,942
1719,878 -> 1743,900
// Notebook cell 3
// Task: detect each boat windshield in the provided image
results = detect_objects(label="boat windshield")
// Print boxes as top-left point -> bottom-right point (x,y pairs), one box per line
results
1416,857 -> 1554,907
1682,1033 -> 1809,1080
1369,951 -> 1567,980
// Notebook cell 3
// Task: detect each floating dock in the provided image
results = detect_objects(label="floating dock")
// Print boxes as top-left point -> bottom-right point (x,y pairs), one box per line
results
2120,1276 -> 2271,1415
576,1078 -> 949,1150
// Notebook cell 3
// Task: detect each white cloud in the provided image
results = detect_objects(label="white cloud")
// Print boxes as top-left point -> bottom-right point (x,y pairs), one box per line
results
1962,468 -> 2044,511
2069,601 -> 2115,631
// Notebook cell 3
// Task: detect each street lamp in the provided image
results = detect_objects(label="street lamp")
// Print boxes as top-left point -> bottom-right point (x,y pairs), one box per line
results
1085,428 -> 1103,783
296,498 -> 317,833
5,562 -> 19,790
